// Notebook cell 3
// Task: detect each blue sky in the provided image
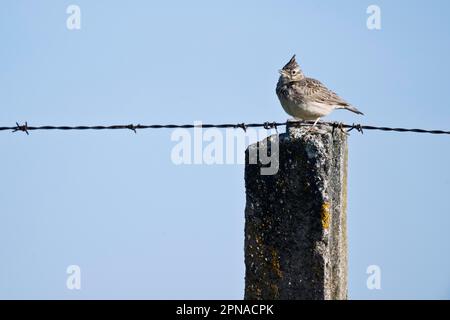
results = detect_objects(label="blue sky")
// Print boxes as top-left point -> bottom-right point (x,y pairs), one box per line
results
0,0 -> 449,299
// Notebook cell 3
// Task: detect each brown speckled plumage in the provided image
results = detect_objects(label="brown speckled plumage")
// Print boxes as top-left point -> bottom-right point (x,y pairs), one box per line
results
276,55 -> 363,121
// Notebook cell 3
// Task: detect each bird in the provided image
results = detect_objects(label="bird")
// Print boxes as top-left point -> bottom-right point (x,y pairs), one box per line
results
276,55 -> 363,128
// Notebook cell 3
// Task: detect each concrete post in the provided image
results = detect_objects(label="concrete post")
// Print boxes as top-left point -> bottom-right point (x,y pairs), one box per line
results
244,123 -> 348,300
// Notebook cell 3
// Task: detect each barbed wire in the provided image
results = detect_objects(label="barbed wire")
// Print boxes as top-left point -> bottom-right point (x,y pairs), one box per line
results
0,121 -> 449,135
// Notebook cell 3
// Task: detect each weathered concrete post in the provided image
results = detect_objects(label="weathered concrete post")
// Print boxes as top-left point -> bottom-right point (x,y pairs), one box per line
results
244,123 -> 348,300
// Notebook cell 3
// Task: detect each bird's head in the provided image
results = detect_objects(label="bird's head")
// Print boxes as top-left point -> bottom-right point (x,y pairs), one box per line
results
278,55 -> 304,83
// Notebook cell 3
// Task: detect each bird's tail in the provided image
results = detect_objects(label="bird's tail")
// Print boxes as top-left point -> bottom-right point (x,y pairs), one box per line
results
342,104 -> 364,115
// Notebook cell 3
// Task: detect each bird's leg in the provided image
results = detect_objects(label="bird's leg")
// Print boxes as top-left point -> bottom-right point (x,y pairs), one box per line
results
306,118 -> 321,133
312,117 -> 321,127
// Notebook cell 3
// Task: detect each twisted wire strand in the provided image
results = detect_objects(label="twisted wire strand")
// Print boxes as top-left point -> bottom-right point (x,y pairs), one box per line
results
0,121 -> 449,135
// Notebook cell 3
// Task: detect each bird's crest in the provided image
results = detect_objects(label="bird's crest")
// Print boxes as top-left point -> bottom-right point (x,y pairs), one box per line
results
282,54 -> 299,70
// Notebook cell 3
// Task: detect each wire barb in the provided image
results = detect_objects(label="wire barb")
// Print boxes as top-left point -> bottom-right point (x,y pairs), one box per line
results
347,123 -> 364,134
263,121 -> 279,134
13,122 -> 29,135
236,123 -> 247,132
127,124 -> 137,133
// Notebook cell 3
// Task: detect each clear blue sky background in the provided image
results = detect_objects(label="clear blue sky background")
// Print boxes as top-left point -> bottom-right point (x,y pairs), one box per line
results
1,0 -> 449,299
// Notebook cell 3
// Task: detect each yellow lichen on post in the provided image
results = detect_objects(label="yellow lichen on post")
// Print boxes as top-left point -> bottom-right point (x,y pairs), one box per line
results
270,284 -> 280,299
271,248 -> 283,279
321,202 -> 331,230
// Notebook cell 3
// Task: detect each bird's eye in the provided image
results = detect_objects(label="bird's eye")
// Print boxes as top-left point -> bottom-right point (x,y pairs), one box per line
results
291,70 -> 297,75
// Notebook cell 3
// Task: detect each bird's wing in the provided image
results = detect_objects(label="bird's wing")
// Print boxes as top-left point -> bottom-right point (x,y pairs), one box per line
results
296,78 -> 350,106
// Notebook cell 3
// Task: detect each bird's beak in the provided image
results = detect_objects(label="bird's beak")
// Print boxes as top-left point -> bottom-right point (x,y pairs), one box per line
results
278,69 -> 283,75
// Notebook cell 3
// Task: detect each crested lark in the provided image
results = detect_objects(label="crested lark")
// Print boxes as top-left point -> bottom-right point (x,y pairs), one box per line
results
276,55 -> 363,127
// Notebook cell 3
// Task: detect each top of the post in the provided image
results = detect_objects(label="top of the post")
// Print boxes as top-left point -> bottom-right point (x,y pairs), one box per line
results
285,120 -> 348,144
